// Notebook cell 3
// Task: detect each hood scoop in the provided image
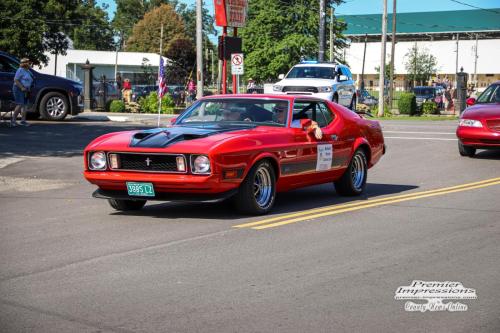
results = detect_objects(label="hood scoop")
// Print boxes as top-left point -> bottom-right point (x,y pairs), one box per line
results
130,126 -> 234,148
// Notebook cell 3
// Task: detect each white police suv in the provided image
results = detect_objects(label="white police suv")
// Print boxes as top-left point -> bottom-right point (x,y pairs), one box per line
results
271,61 -> 357,110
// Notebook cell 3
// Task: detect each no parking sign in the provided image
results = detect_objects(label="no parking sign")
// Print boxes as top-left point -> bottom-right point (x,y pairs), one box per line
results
231,53 -> 244,75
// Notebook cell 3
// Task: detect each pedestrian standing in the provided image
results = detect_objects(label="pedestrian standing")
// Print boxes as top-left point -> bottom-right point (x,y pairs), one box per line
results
122,78 -> 132,103
116,72 -> 123,99
11,58 -> 34,127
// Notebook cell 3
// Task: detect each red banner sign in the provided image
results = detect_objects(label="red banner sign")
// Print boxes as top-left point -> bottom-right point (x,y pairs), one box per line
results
214,0 -> 248,28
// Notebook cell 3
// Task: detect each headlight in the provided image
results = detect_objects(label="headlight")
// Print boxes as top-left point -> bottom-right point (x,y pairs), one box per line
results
192,155 -> 210,174
459,119 -> 483,128
89,151 -> 107,170
273,85 -> 282,92
318,86 -> 332,93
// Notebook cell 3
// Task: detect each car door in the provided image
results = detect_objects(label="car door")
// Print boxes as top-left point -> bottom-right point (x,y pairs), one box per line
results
0,56 -> 17,104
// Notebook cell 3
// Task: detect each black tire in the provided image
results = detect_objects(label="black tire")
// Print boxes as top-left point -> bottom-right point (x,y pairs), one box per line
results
108,199 -> 147,211
349,96 -> 357,111
234,160 -> 276,215
40,92 -> 69,121
458,141 -> 476,157
335,149 -> 368,196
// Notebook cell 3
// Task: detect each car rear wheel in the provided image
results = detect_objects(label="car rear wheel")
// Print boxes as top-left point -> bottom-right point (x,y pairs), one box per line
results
334,149 -> 367,196
458,141 -> 476,157
40,92 -> 69,121
108,199 -> 147,211
234,160 -> 276,215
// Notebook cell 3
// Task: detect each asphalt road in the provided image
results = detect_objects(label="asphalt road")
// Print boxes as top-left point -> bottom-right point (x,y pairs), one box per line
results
0,118 -> 499,333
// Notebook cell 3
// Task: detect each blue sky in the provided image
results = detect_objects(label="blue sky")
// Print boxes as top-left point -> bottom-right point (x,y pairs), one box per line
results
100,0 -> 499,21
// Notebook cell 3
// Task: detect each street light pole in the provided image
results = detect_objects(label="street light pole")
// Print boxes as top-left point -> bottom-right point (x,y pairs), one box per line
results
388,0 -> 396,110
377,0 -> 388,117
196,0 -> 203,99
319,0 -> 326,61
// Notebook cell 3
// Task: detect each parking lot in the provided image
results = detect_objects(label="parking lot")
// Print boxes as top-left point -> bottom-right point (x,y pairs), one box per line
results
0,118 -> 499,332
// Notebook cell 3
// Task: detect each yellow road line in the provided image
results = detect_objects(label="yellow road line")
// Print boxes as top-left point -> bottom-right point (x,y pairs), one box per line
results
233,177 -> 500,229
252,180 -> 500,230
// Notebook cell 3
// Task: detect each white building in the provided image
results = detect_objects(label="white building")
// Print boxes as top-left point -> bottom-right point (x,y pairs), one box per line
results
39,49 -> 167,85
339,8 -> 500,90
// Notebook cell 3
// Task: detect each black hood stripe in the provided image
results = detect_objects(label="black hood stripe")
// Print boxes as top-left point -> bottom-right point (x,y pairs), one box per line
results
130,126 -> 241,148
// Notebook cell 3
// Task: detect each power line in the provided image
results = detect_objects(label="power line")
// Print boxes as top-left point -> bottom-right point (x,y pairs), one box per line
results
449,0 -> 500,14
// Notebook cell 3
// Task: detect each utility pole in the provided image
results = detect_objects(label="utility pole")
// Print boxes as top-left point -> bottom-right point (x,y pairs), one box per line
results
361,33 -> 367,91
455,33 -> 459,87
473,33 -> 478,84
319,0 -> 326,61
329,7 -> 335,62
210,49 -> 214,87
377,0 -> 388,117
413,41 -> 417,88
388,0 -> 396,110
196,0 -> 203,99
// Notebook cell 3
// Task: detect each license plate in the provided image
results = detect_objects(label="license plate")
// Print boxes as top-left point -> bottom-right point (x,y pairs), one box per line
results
126,182 -> 155,197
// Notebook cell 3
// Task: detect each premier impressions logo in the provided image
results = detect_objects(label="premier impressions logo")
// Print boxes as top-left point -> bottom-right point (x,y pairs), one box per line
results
395,280 -> 477,312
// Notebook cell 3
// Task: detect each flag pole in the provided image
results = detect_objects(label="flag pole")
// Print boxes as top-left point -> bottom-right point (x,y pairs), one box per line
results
157,23 -> 164,128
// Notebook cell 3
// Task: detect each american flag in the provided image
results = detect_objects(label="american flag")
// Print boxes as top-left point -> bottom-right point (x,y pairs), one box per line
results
158,57 -> 167,98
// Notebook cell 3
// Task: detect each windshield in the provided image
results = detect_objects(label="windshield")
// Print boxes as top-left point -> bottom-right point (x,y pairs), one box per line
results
413,88 -> 435,96
176,98 -> 289,127
476,84 -> 500,104
286,66 -> 336,80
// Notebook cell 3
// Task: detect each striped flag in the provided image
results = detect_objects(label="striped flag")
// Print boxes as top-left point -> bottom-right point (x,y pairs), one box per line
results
158,57 -> 167,98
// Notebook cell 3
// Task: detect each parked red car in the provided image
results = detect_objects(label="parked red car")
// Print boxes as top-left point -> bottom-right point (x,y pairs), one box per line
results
84,95 -> 385,214
457,82 -> 500,157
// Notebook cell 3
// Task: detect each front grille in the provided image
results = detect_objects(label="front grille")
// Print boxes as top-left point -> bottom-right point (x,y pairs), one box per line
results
111,153 -> 184,173
282,86 -> 318,93
486,119 -> 500,132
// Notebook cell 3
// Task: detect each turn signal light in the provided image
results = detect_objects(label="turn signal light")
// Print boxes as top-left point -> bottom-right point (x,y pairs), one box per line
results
176,156 -> 186,172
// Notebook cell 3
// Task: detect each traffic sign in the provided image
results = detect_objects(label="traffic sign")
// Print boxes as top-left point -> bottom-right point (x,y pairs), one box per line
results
231,53 -> 244,75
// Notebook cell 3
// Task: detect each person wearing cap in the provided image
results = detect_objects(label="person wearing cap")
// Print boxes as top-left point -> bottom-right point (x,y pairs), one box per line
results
11,58 -> 34,127
247,78 -> 256,92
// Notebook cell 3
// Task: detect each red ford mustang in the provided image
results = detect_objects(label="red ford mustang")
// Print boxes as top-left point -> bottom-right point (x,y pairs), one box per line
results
457,82 -> 500,157
83,95 -> 385,214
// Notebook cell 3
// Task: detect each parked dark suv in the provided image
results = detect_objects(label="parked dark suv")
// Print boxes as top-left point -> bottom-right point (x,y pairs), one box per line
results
0,52 -> 83,120
413,86 -> 444,110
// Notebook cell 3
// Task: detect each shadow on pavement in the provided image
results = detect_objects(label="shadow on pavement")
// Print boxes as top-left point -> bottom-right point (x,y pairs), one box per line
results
474,149 -> 500,160
111,183 -> 419,221
0,121 -> 150,158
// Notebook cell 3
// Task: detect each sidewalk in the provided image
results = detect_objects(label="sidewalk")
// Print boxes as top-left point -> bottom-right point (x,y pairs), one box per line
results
74,111 -> 176,125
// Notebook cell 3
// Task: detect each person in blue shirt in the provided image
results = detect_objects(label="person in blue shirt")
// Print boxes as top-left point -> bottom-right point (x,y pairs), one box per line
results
11,58 -> 34,127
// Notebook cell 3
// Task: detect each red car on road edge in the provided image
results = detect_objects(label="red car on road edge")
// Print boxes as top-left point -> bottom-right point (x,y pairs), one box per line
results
457,82 -> 500,157
83,94 -> 385,215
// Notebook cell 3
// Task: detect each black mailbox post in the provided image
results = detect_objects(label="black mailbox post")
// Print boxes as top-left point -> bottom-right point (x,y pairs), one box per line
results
81,60 -> 94,112
456,67 -> 468,114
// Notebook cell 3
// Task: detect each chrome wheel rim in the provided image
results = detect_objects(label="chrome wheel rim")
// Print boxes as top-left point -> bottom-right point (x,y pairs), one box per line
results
46,97 -> 66,118
253,166 -> 273,208
351,153 -> 366,191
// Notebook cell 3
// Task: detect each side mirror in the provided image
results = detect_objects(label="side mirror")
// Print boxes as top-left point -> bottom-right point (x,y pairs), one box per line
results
466,98 -> 476,106
338,75 -> 348,82
278,74 -> 285,80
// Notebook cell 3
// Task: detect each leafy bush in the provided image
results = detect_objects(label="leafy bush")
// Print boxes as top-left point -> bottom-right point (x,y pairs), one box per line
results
373,103 -> 391,117
138,92 -> 175,114
422,100 -> 438,115
398,92 -> 417,115
109,100 -> 125,113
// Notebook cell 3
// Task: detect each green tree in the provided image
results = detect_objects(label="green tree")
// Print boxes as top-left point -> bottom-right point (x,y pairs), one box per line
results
240,0 -> 346,82
404,44 -> 438,86
126,4 -> 187,54
165,36 -> 196,84
72,0 -> 115,50
113,0 -> 148,47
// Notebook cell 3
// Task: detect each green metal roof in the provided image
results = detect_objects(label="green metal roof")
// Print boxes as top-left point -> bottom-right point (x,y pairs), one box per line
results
338,9 -> 500,36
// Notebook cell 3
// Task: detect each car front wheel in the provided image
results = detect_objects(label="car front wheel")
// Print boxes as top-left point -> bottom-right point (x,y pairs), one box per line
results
335,149 -> 367,196
40,92 -> 69,121
234,160 -> 276,215
108,199 -> 147,211
458,141 -> 476,157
